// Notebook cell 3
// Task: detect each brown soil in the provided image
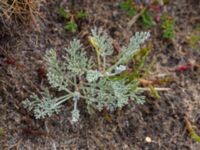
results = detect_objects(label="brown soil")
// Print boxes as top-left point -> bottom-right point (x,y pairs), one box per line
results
0,0 -> 200,149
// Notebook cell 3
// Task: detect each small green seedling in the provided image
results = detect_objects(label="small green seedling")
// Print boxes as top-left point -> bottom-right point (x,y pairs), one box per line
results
58,7 -> 69,19
65,20 -> 78,33
188,24 -> 200,51
141,10 -> 155,29
58,7 -> 87,33
120,0 -> 137,17
189,36 -> 200,51
161,15 -> 175,39
76,10 -> 88,19
22,28 -> 150,122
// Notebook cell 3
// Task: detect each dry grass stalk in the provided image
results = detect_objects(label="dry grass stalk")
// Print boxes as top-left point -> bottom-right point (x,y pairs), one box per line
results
0,0 -> 42,30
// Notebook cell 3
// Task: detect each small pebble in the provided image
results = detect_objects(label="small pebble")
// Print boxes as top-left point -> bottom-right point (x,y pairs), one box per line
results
145,136 -> 152,143
123,144 -> 129,149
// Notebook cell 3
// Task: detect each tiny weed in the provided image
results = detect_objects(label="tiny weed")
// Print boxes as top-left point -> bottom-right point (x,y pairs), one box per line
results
76,10 -> 88,19
188,36 -> 200,51
161,15 -> 175,39
130,45 -> 152,80
58,7 -> 88,33
65,21 -> 78,33
58,7 -> 69,19
141,10 -> 155,28
120,0 -> 137,17
188,24 -> 200,51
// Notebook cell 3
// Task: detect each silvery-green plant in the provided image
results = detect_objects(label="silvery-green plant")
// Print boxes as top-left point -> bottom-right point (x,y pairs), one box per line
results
22,28 -> 150,122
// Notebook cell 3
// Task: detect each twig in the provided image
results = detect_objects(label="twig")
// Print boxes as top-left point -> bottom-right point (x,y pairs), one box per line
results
138,87 -> 170,91
123,7 -> 147,41
127,7 -> 147,30
8,139 -> 22,150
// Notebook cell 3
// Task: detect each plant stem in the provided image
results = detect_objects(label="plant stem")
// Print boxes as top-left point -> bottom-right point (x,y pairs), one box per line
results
107,60 -> 121,73
138,87 -> 170,91
73,97 -> 78,110
63,86 -> 73,94
54,94 -> 73,107
97,53 -> 101,70
74,76 -> 78,90
103,56 -> 106,72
